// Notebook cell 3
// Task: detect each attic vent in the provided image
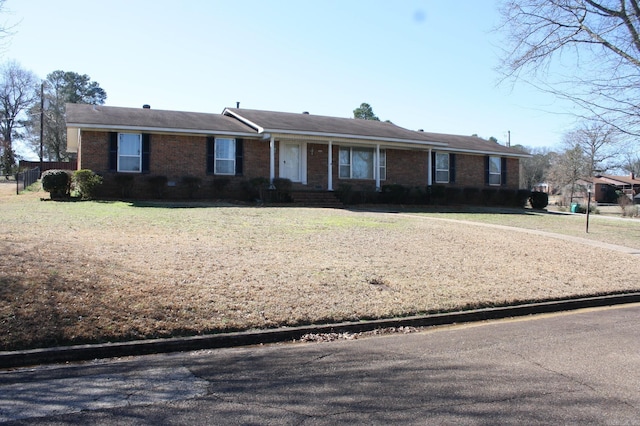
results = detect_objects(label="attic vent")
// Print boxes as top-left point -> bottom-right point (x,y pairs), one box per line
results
302,111 -> 309,114
143,104 -> 151,109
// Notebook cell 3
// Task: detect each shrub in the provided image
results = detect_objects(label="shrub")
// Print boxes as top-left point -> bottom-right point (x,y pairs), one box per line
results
463,187 -> 481,205
335,183 -> 353,204
381,184 -> 407,204
147,175 -> 168,198
182,176 -> 201,199
516,189 -> 531,208
242,177 -> 269,201
407,186 -> 426,204
114,174 -> 135,198
272,177 -> 293,202
429,185 -> 446,204
73,169 -> 103,199
529,191 -> 549,209
444,187 -> 464,204
211,178 -> 230,195
41,169 -> 73,199
481,188 -> 497,206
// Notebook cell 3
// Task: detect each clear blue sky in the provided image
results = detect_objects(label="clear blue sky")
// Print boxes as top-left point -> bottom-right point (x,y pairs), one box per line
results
6,0 -> 578,159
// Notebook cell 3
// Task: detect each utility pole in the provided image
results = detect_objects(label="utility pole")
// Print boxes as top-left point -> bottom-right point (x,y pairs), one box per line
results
39,81 -> 44,177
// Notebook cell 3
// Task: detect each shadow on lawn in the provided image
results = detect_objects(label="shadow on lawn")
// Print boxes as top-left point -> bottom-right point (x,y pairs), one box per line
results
349,205 -> 551,216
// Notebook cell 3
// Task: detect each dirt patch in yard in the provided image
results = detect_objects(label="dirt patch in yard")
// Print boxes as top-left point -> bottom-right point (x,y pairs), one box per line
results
1,188 -> 639,351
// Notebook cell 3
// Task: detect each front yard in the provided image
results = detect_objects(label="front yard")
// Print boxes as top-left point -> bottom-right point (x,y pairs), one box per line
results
1,183 -> 639,351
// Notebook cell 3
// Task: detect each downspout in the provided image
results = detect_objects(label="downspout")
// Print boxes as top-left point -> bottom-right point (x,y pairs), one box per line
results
375,144 -> 381,191
328,140 -> 333,191
269,136 -> 275,189
427,148 -> 433,186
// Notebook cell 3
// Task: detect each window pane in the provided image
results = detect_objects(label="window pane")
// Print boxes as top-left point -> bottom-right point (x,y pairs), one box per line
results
379,150 -> 386,167
119,134 -> 141,155
436,153 -> 449,170
352,148 -> 373,179
489,173 -> 501,185
119,157 -> 140,172
215,159 -> 234,175
215,138 -> 235,160
489,156 -> 501,173
339,148 -> 350,165
339,165 -> 350,178
436,170 -> 449,182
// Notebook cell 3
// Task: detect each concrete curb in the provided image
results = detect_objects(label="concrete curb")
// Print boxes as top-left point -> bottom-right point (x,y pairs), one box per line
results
2,292 -> 640,369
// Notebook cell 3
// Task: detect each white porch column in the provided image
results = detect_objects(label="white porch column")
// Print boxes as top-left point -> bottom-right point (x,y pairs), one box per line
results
427,148 -> 433,186
269,136 -> 275,188
375,144 -> 381,191
327,140 -> 333,191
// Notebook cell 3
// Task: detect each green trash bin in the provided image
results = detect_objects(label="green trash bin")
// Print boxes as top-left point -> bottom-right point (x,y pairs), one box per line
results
570,203 -> 581,213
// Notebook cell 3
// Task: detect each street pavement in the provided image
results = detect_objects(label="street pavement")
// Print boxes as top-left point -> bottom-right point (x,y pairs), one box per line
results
1,303 -> 640,424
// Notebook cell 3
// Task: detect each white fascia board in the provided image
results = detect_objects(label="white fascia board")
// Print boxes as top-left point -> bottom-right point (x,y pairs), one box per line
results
263,128 -> 448,147
68,123 -> 257,138
434,147 -> 532,158
222,109 -> 265,133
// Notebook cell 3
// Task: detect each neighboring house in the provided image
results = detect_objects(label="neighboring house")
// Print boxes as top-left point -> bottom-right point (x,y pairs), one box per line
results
65,104 -> 529,200
585,174 -> 640,204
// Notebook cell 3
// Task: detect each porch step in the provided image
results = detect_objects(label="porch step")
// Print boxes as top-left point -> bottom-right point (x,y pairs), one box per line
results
290,191 -> 344,208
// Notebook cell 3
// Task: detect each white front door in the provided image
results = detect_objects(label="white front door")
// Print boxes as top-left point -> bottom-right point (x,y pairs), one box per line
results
280,142 -> 301,182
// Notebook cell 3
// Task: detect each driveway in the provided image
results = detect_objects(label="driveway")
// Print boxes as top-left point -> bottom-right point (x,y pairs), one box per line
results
2,303 -> 640,424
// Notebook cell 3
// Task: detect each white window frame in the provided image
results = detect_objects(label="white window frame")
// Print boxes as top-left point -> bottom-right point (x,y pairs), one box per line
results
214,137 -> 236,175
489,156 -> 501,186
435,152 -> 449,183
118,133 -> 142,173
338,147 -> 386,180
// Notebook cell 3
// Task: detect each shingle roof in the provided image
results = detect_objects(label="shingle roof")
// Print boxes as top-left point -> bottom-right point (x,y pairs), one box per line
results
65,104 -> 256,135
65,103 -> 528,157
411,130 -> 529,156
223,108 -> 446,146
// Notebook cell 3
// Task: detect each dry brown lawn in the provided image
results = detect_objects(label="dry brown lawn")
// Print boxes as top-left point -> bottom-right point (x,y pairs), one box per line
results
1,181 -> 640,351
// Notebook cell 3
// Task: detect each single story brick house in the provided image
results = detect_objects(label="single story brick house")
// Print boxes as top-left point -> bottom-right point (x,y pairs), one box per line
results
583,174 -> 640,204
65,103 -> 529,201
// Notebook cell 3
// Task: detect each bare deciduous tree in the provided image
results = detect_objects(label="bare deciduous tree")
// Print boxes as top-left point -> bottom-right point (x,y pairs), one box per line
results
0,61 -> 37,176
497,0 -> 640,135
513,145 -> 553,189
548,144 -> 589,204
564,121 -> 619,176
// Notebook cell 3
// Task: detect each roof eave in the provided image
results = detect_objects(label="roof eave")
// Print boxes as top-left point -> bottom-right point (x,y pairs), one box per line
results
68,123 -> 258,137
440,146 -> 532,158
264,128 -> 449,146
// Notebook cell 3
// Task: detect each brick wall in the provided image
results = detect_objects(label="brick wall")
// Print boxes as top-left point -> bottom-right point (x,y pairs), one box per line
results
79,130 -> 522,198
79,130 -> 271,199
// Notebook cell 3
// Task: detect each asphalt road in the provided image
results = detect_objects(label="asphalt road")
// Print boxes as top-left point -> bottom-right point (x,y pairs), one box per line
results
2,304 -> 640,425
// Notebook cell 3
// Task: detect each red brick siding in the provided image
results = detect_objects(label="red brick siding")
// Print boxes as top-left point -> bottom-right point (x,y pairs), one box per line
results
79,131 -> 109,172
79,130 -> 522,197
306,143 -> 328,189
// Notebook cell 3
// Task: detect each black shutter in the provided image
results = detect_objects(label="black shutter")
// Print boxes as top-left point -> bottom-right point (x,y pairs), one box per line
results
142,134 -> 150,173
109,132 -> 118,171
501,157 -> 507,186
485,156 -> 490,185
235,138 -> 243,175
431,151 -> 436,182
206,137 -> 215,174
449,154 -> 456,184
